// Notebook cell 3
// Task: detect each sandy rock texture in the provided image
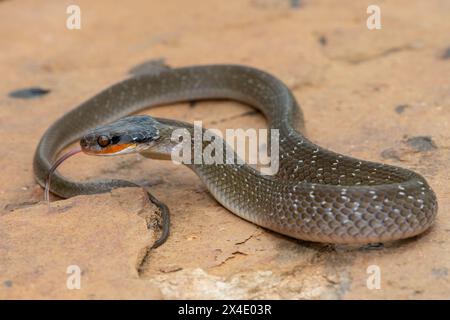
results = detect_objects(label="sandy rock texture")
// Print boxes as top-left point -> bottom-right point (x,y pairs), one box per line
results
0,0 -> 449,299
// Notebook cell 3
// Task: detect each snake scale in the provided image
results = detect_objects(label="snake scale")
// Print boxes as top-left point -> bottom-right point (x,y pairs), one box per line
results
34,65 -> 438,244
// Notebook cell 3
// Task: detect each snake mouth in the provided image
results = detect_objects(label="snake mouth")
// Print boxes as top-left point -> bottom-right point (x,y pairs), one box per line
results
81,142 -> 137,156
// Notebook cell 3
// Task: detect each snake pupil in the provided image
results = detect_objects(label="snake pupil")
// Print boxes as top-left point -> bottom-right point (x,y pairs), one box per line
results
97,135 -> 110,147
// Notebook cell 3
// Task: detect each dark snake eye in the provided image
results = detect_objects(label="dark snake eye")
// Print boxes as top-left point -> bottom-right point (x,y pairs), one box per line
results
97,135 -> 110,147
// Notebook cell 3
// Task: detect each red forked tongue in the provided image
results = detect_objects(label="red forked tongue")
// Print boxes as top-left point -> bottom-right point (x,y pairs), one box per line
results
44,147 -> 82,202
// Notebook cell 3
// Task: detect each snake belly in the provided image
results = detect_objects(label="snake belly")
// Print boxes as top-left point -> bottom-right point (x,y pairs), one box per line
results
33,65 -> 438,243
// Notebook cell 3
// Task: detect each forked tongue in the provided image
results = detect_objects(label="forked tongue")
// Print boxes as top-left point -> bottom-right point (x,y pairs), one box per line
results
45,147 -> 82,202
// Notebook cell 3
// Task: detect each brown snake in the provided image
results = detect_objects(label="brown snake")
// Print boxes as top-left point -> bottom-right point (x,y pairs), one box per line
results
33,65 -> 438,245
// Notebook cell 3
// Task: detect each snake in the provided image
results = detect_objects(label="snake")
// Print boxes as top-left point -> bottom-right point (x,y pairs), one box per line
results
33,64 -> 438,245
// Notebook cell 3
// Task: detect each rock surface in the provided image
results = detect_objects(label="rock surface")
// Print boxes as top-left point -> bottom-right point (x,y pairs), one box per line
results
0,0 -> 449,299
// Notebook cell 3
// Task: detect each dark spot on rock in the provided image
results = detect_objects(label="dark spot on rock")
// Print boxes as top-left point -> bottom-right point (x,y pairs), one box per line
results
4,201 -> 39,212
441,47 -> 450,59
362,243 -> 384,250
159,265 -> 183,273
405,136 -> 437,152
128,58 -> 171,76
135,177 -> 164,188
290,0 -> 302,9
48,203 -> 75,214
9,87 -> 50,99
3,280 -> 13,288
380,148 -> 401,161
432,267 -> 448,279
318,35 -> 327,46
189,100 -> 198,108
395,104 -> 409,114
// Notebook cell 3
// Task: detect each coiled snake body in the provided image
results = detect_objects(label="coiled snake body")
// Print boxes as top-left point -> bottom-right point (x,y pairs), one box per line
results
34,65 -> 438,244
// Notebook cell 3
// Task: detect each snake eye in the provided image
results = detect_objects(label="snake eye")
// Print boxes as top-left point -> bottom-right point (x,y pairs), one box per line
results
97,135 -> 111,147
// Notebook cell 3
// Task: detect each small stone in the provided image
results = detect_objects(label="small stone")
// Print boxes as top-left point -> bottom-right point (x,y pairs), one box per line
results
290,0 -> 302,9
380,148 -> 401,161
405,136 -> 437,152
128,58 -> 171,76
441,47 -> 450,59
395,104 -> 409,114
431,267 -> 448,279
318,35 -> 327,46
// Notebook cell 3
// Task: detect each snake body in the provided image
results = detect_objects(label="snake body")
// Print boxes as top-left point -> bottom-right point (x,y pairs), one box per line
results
34,65 -> 438,244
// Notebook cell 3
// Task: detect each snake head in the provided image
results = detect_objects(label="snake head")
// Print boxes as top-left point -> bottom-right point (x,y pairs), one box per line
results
80,115 -> 160,156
